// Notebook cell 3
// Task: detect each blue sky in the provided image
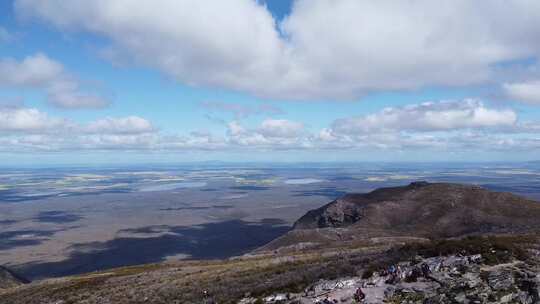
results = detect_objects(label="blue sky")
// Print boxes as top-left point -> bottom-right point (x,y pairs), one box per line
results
1,0 -> 540,164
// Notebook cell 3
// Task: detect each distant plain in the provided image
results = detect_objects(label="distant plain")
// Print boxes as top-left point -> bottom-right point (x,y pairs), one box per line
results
1,163 -> 540,280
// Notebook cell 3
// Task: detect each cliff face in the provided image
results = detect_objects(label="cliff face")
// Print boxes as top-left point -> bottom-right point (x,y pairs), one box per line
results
293,182 -> 540,238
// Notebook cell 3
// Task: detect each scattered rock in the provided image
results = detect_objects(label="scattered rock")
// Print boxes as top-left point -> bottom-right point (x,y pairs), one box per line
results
238,253 -> 540,304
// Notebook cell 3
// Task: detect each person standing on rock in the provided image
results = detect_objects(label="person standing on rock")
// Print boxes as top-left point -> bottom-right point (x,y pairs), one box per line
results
388,265 -> 396,275
421,263 -> 431,278
396,265 -> 403,281
354,287 -> 366,302
203,290 -> 216,304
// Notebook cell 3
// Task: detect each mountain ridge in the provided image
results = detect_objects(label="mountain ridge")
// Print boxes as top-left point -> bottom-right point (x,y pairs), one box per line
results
259,181 -> 540,252
294,181 -> 540,234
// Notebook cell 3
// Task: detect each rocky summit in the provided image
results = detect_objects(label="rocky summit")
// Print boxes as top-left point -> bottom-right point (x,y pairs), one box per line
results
261,182 -> 540,253
294,182 -> 540,235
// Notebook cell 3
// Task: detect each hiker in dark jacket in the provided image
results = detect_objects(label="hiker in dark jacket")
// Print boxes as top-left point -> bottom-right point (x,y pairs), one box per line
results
407,267 -> 422,282
421,263 -> 431,278
354,287 -> 366,302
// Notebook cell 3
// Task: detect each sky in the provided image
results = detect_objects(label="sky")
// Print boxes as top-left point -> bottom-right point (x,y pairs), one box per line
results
1,0 -> 540,165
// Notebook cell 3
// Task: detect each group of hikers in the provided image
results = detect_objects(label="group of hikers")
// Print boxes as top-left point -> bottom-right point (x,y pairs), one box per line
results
318,297 -> 339,304
382,261 -> 432,285
211,261 -> 438,303
313,262 -> 435,303
202,255 -> 487,304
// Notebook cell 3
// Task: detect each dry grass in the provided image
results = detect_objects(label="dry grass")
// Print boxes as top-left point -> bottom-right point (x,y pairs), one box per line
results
3,234 -> 539,304
1,243 -> 389,304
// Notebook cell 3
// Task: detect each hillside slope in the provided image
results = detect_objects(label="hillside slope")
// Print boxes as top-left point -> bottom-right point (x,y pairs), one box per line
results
261,182 -> 540,252
0,266 -> 29,290
295,181 -> 540,235
2,235 -> 540,304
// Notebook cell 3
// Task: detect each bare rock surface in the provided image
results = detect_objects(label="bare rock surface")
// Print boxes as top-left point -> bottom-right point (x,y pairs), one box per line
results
239,254 -> 540,304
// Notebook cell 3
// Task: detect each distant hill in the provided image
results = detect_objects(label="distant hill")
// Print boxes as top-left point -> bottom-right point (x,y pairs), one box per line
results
0,266 -> 29,290
262,182 -> 540,251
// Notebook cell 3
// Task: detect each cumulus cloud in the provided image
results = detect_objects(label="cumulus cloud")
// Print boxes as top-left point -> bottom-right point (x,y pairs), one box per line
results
0,106 -> 154,136
0,100 -> 538,154
331,100 -> 517,134
0,107 -> 71,133
0,54 -> 63,86
313,129 -> 540,154
227,119 -> 308,147
15,0 -> 287,97
503,80 -> 540,105
279,0 -> 540,98
0,53 -> 110,108
14,0 -> 540,100
84,116 -> 156,134
312,99 -> 540,153
259,119 -> 304,138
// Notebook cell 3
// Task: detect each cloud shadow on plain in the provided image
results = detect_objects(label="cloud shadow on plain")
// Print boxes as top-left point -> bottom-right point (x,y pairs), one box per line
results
33,211 -> 83,224
0,230 -> 56,251
16,219 -> 290,280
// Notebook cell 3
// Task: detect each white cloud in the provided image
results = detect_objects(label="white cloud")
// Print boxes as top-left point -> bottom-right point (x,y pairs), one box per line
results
0,53 -> 110,109
0,53 -> 63,86
14,0 -> 540,100
0,106 -> 154,136
278,0 -> 540,98
0,101 -> 537,154
311,99 -> 540,153
0,107 -> 161,152
503,80 -> 540,105
227,121 -> 246,137
15,0 -> 286,97
0,107 -> 71,132
84,116 -> 156,134
259,119 -> 304,138
227,119 -> 308,147
331,100 -> 517,134
46,80 -> 110,109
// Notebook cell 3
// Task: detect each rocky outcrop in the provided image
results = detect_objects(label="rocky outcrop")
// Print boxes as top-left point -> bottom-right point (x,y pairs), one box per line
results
293,182 -> 540,238
238,254 -> 540,304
